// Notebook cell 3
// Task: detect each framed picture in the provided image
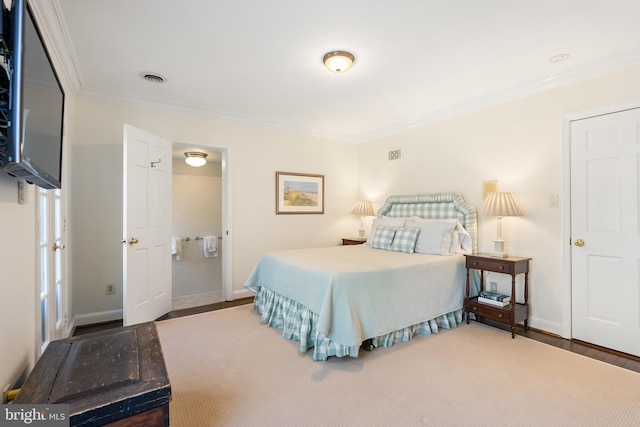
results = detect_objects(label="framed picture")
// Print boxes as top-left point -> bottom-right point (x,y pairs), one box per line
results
276,171 -> 325,214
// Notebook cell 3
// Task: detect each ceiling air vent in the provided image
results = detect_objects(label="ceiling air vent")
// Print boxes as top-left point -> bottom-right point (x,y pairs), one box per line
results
388,149 -> 401,161
139,72 -> 167,84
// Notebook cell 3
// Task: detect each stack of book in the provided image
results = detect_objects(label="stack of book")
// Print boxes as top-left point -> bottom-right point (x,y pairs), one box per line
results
478,291 -> 511,307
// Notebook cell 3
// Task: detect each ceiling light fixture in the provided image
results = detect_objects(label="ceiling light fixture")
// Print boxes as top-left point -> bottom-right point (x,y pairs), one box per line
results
184,152 -> 207,167
323,50 -> 355,73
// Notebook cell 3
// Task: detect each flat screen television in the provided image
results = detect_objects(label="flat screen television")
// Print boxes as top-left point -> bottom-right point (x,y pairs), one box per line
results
0,0 -> 65,189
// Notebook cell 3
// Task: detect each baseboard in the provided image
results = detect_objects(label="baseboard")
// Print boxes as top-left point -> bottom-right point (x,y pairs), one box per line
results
231,288 -> 253,300
528,315 -> 562,337
73,309 -> 123,328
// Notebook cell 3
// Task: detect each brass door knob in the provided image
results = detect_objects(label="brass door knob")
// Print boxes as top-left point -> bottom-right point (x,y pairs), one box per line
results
52,243 -> 65,251
128,237 -> 139,245
574,238 -> 585,247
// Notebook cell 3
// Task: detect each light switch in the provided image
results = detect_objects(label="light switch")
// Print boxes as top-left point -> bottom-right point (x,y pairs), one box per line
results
548,194 -> 559,207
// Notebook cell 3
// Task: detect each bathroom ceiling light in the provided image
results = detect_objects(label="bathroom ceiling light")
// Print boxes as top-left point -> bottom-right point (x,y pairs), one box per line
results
185,152 -> 207,167
323,50 -> 355,73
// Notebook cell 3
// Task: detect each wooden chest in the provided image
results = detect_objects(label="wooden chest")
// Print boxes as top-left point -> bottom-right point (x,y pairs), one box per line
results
14,322 -> 171,426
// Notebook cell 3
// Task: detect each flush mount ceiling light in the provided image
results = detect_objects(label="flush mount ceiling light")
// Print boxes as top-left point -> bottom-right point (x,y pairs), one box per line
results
323,50 -> 355,73
184,152 -> 207,167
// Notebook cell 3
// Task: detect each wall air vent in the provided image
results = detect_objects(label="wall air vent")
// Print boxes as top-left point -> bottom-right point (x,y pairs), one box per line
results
388,149 -> 401,161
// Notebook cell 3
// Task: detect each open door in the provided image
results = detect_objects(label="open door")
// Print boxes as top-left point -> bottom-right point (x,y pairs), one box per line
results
123,124 -> 172,326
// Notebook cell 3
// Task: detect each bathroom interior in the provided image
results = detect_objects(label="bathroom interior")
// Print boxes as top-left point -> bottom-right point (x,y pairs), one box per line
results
171,146 -> 223,310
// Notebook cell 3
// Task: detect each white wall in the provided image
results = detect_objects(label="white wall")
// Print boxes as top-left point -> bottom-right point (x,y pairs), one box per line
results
359,64 -> 640,335
0,175 -> 37,391
70,144 -> 123,322
71,98 -> 360,320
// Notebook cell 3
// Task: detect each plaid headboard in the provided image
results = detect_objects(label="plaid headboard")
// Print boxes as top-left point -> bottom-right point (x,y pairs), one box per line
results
377,192 -> 478,254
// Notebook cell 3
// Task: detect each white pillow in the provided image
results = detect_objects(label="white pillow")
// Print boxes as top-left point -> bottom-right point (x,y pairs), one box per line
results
366,216 -> 407,246
405,217 -> 459,255
455,224 -> 473,255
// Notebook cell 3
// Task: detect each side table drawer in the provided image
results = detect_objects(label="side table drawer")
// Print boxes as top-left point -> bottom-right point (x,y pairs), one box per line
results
467,299 -> 510,322
466,259 -> 512,274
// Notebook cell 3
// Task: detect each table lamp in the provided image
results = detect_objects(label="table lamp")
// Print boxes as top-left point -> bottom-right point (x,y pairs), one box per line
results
480,192 -> 523,258
351,200 -> 375,238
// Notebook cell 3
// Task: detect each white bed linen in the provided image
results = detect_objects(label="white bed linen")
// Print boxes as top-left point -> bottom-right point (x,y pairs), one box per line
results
244,244 -> 466,347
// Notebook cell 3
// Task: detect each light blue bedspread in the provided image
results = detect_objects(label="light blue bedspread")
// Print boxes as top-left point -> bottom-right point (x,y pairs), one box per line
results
245,245 -> 466,348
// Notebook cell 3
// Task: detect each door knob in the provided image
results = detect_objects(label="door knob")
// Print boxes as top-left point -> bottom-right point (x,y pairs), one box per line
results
52,243 -> 65,251
128,237 -> 139,245
574,238 -> 585,247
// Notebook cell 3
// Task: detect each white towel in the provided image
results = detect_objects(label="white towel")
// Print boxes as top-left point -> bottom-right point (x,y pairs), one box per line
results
203,235 -> 218,258
171,237 -> 182,261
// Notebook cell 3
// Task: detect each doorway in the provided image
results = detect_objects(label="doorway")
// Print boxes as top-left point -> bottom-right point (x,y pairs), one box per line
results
171,144 -> 227,310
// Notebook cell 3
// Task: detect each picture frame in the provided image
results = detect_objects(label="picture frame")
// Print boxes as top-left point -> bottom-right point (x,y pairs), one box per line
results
276,171 -> 325,214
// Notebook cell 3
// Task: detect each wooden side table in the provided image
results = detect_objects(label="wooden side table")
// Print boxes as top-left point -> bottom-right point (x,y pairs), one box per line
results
464,253 -> 531,338
342,237 -> 366,245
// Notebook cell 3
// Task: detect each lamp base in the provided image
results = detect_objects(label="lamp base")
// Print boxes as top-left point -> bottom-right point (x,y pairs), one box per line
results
491,239 -> 508,258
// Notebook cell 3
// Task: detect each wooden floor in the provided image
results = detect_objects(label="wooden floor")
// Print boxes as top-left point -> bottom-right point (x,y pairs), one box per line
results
480,318 -> 640,374
73,298 -> 640,374
72,297 -> 254,336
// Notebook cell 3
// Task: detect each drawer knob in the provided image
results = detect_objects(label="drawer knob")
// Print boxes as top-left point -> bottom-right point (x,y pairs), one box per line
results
498,314 -> 503,318
499,266 -> 504,270
473,307 -> 477,311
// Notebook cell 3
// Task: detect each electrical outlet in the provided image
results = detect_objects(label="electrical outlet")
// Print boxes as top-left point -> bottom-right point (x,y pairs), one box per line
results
2,383 -> 11,404
490,281 -> 498,292
106,283 -> 115,295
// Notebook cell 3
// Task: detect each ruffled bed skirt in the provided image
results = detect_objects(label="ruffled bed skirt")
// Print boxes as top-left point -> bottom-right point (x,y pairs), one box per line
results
252,286 -> 464,361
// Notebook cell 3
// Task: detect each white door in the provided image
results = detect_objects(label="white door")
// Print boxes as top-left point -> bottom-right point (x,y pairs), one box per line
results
37,186 -> 66,352
570,107 -> 640,357
123,124 -> 172,326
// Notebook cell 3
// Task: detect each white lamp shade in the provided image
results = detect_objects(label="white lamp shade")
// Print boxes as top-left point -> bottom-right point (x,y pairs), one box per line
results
480,192 -> 523,217
351,200 -> 375,216
481,192 -> 522,258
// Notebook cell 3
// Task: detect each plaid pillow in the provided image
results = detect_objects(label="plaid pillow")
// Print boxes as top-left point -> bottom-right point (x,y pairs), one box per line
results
371,225 -> 397,250
390,227 -> 421,254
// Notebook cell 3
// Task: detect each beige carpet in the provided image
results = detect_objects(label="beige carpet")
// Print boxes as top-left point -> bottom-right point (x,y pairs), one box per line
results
157,304 -> 640,427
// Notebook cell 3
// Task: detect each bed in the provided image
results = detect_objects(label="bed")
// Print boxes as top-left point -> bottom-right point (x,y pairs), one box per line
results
244,192 -> 478,360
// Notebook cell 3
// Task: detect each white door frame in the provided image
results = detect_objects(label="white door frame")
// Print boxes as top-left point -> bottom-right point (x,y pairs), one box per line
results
561,99 -> 640,339
221,147 -> 233,301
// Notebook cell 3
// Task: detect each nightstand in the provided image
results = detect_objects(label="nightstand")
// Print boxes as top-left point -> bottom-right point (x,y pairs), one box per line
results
464,253 -> 531,338
342,237 -> 366,245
